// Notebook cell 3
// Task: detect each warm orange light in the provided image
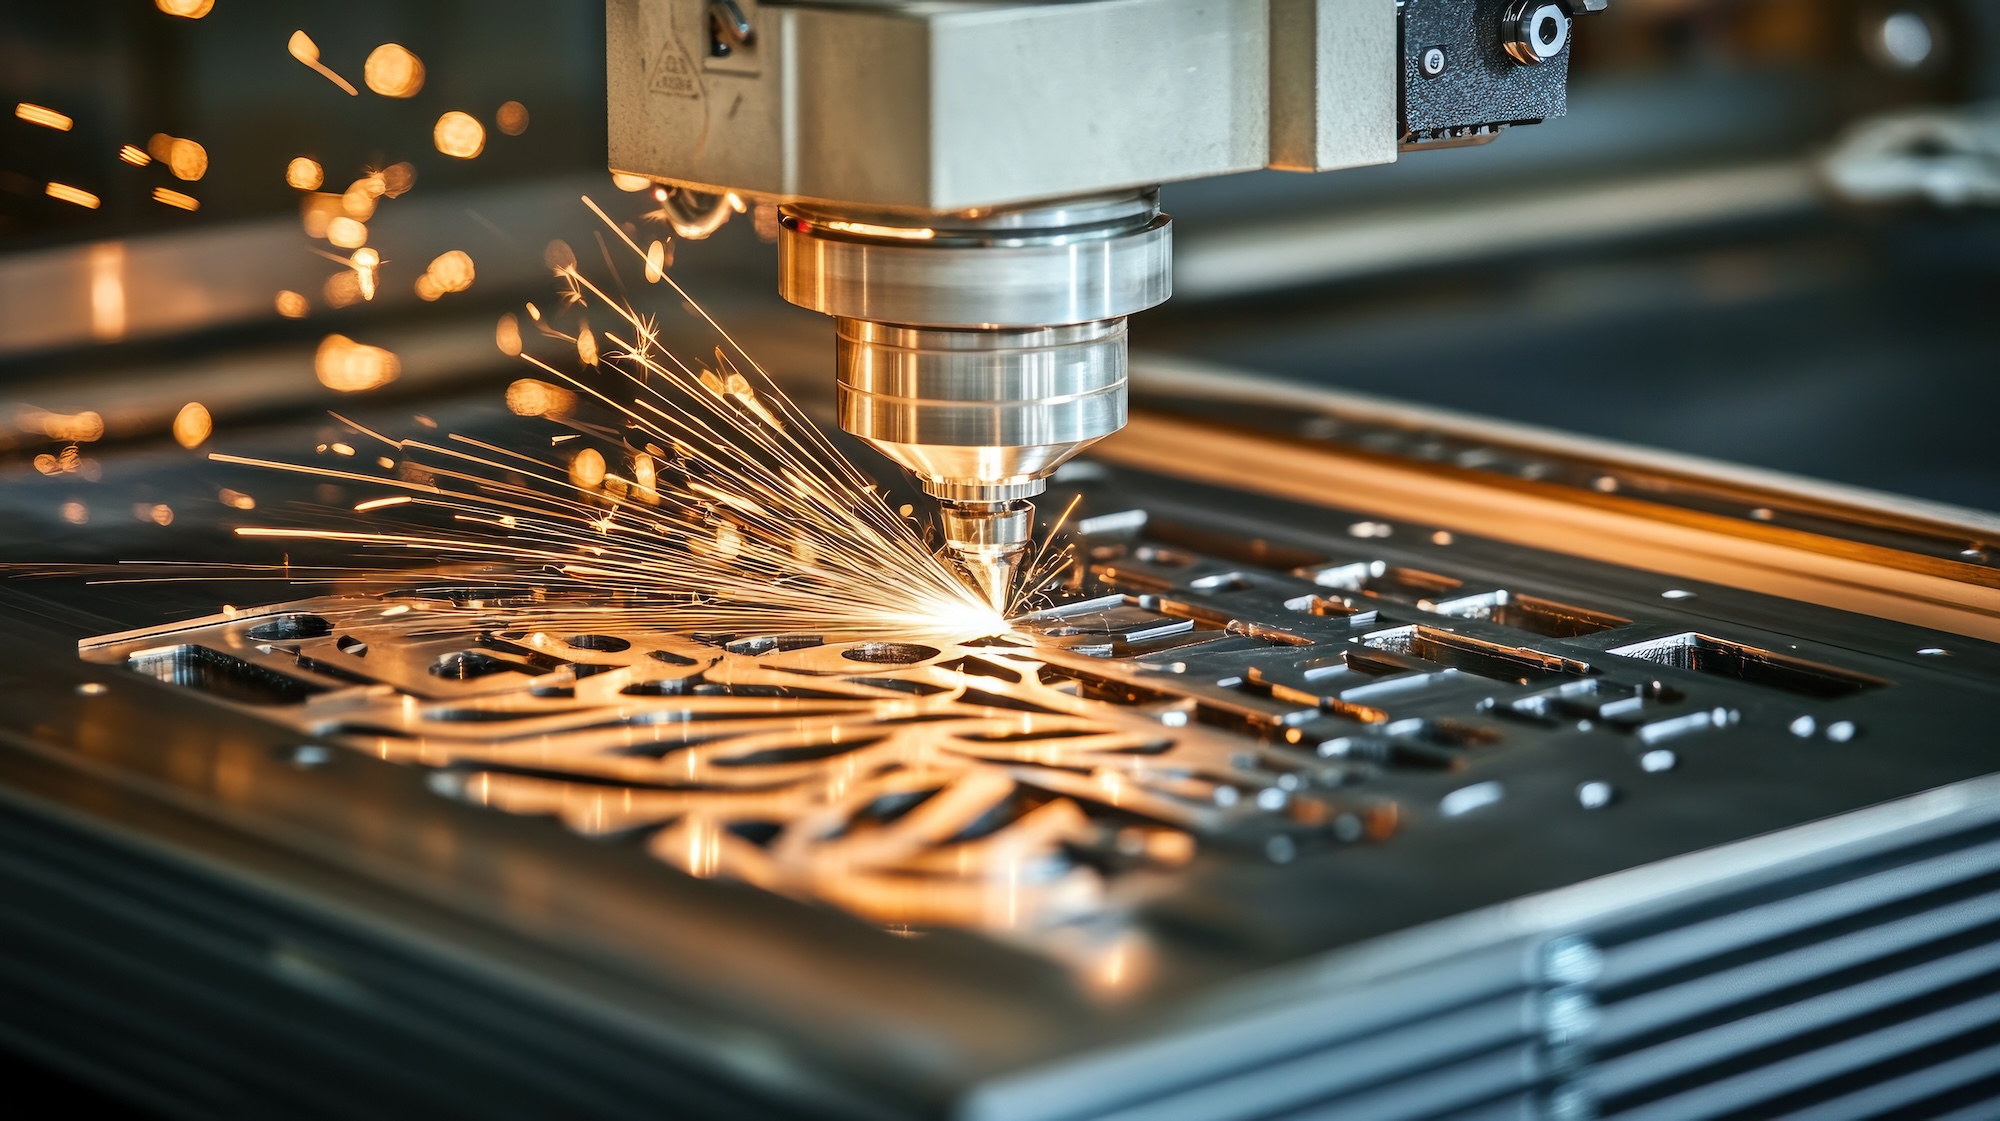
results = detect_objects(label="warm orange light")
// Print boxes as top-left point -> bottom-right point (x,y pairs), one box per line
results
275,290 -> 309,318
118,145 -> 151,166
340,176 -> 381,219
24,409 -> 106,443
315,335 -> 400,392
506,379 -> 577,418
155,0 -> 214,17
611,172 -> 651,192
413,273 -> 443,302
16,103 -> 72,131
289,31 -> 359,96
433,111 -> 485,159
425,249 -> 475,294
166,137 -> 207,181
153,186 -> 199,211
323,270 -> 362,308
577,326 -> 599,366
285,157 -> 323,190
568,447 -> 607,489
644,240 -> 669,283
362,44 -> 425,98
219,488 -> 255,510
172,402 -> 213,449
326,216 -> 367,248
495,313 -> 522,356
379,162 -> 416,197
496,100 -> 529,135
61,501 -> 87,525
89,242 -> 125,341
823,219 -> 935,240
300,192 -> 342,238
46,183 -> 100,209
147,133 -> 173,160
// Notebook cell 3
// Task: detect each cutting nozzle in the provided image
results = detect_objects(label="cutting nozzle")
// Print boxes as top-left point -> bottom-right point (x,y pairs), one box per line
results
939,499 -> 1033,613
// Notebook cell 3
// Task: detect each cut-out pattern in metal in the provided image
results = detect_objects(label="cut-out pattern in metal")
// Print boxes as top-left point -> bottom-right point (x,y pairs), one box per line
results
82,495 -> 1910,956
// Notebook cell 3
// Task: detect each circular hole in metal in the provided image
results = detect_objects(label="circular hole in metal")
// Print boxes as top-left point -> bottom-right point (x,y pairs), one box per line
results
247,614 -> 332,641
566,634 -> 631,653
841,642 -> 939,665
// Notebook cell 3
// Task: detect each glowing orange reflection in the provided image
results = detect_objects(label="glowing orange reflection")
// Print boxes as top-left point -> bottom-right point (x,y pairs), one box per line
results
152,187 -> 199,211
275,290 -> 309,318
89,243 -> 125,341
118,145 -> 151,167
155,0 -> 213,17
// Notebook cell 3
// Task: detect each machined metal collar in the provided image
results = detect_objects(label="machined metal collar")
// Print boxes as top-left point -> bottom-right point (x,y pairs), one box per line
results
778,192 -> 1172,329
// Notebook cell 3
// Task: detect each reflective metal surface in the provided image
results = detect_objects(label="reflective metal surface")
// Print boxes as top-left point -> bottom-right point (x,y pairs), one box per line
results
10,402 -> 2000,1117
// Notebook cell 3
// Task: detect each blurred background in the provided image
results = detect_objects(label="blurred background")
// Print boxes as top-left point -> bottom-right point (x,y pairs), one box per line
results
2,0 -> 1998,529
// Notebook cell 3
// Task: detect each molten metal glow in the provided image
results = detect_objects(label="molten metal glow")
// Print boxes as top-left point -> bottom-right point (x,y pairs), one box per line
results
433,111 -> 485,159
363,44 -> 425,98
16,103 -> 71,131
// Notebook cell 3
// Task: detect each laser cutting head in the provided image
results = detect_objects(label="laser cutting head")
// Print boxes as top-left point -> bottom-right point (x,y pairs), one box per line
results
777,193 -> 1172,608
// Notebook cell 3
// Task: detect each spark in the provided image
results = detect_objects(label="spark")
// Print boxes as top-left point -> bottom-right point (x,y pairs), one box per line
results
289,32 -> 359,96
202,198 -> 1021,639
433,111 -> 485,159
153,187 -> 199,212
46,183 -> 99,209
118,145 -> 152,167
173,402 -> 213,448
286,157 -> 324,190
363,44 -> 425,98
16,103 -> 72,131
315,335 -> 400,392
496,101 -> 530,136
495,313 -> 523,356
165,138 -> 207,181
156,0 -> 213,17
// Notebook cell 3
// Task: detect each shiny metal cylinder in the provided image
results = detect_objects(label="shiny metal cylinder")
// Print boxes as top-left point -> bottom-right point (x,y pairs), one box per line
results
779,193 -> 1172,329
836,319 -> 1127,501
